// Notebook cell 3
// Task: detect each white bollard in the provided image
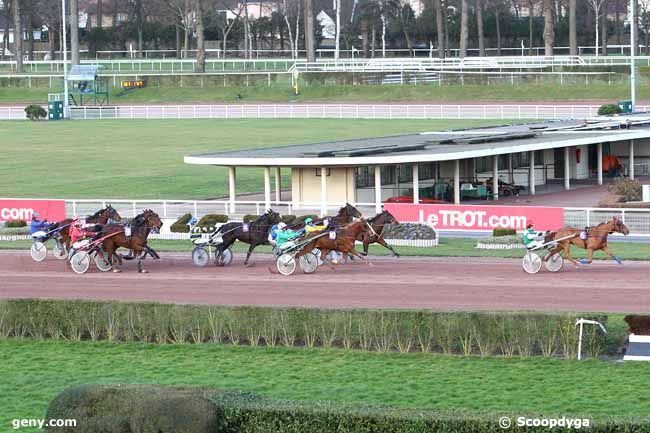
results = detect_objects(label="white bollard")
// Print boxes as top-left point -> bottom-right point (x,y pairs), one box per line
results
643,185 -> 650,202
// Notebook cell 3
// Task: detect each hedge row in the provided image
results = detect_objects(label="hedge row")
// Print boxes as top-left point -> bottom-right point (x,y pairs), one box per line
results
45,384 -> 649,433
0,300 -> 607,358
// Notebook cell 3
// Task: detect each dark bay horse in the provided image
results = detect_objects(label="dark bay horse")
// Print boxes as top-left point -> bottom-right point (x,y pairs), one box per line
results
291,203 -> 362,230
357,210 -> 400,257
545,216 -> 630,266
214,209 -> 281,266
295,220 -> 372,271
50,205 -> 122,251
101,210 -> 163,273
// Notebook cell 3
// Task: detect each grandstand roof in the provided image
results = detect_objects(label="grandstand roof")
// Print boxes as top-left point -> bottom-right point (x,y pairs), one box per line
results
185,117 -> 650,168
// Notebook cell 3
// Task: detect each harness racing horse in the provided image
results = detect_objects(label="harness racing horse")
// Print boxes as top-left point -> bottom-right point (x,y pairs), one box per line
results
544,216 -> 630,266
357,210 -> 400,257
295,220 -> 372,271
214,209 -> 281,266
50,205 -> 122,251
291,203 -> 362,230
101,210 -> 163,273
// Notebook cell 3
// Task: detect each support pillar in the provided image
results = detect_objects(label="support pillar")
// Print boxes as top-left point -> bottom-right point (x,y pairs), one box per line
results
630,140 -> 635,180
320,167 -> 328,217
263,167 -> 271,211
412,163 -> 419,204
374,165 -> 382,214
274,167 -> 281,202
492,155 -> 499,201
597,143 -> 603,186
228,166 -> 236,213
564,146 -> 571,190
528,151 -> 536,196
454,160 -> 460,205
508,153 -> 514,184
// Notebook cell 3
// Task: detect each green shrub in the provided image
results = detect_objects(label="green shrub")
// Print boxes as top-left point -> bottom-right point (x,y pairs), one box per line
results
197,214 -> 228,229
243,214 -> 259,223
25,104 -> 47,120
597,104 -> 622,116
47,385 -> 648,433
493,228 -> 517,237
0,299 -> 610,358
170,213 -> 192,233
281,214 -> 296,224
0,226 -> 31,235
608,177 -> 642,202
45,384 -> 221,433
5,220 -> 27,228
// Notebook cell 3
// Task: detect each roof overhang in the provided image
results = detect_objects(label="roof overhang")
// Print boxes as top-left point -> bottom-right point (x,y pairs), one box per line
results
184,130 -> 650,168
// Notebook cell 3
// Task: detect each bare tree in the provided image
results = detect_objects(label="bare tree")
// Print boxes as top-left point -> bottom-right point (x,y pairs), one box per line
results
542,0 -> 553,55
70,0 -> 79,64
214,3 -> 244,59
433,0 -> 444,58
304,0 -> 315,61
587,0 -> 605,56
13,0 -> 23,71
569,0 -> 576,55
476,0 -> 484,56
194,0 -> 205,70
334,0 -> 340,59
459,0 -> 468,57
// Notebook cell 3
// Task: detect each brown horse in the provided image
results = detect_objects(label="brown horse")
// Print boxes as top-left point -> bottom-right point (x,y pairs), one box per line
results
356,210 -> 399,257
545,216 -> 630,266
295,220 -> 372,271
101,210 -> 163,273
290,203 -> 363,230
50,205 -> 122,251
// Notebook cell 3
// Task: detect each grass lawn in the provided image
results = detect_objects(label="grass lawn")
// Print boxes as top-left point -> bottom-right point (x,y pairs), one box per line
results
1,339 -> 649,433
1,237 -> 648,260
0,119 -> 504,199
0,81 -> 646,104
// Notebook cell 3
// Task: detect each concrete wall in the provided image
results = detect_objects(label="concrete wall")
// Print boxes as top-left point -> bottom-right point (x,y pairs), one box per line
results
291,167 -> 356,208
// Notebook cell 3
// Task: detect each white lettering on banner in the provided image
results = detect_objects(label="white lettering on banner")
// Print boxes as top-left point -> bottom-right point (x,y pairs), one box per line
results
419,208 -> 528,230
0,207 -> 34,221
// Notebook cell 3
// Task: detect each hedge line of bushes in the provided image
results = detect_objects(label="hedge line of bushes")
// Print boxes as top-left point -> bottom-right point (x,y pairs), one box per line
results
0,299 -> 607,358
45,384 -> 649,433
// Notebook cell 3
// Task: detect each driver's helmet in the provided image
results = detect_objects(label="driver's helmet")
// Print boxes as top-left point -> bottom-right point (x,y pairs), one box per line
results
304,217 -> 314,225
526,220 -> 534,229
278,222 -> 287,230
32,211 -> 40,220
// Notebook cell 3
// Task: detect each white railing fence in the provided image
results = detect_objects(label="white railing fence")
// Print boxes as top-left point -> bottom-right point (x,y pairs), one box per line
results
564,207 -> 650,235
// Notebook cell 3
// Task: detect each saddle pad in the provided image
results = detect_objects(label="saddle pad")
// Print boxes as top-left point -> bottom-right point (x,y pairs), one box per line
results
242,224 -> 249,233
125,227 -> 132,237
329,231 -> 337,240
579,231 -> 588,240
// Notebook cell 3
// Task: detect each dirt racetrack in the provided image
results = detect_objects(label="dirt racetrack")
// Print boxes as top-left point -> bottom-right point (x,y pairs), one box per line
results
0,251 -> 648,313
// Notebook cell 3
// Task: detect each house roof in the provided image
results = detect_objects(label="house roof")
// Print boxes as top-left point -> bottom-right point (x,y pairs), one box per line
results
184,116 -> 650,168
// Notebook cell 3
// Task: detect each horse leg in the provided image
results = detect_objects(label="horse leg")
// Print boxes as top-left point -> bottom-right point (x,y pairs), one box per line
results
320,248 -> 337,271
349,246 -> 373,266
108,244 -> 121,273
580,249 -> 594,265
377,238 -> 399,257
244,244 -> 257,266
602,245 -> 622,264
563,242 -> 579,267
138,251 -> 148,273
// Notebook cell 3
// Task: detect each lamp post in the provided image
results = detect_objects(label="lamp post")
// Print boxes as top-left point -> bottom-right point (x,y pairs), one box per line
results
61,0 -> 69,118
631,0 -> 637,112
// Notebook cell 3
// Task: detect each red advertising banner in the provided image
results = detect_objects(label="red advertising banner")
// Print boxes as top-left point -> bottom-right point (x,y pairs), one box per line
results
384,203 -> 564,231
0,199 -> 67,223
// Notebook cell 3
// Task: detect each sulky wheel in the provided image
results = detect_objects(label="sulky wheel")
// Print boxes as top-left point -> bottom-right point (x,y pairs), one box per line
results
522,251 -> 542,274
70,251 -> 91,274
276,253 -> 297,276
221,248 -> 234,266
30,241 -> 47,262
192,246 -> 210,267
52,242 -> 68,260
299,252 -> 319,274
92,250 -> 112,272
544,253 -> 564,272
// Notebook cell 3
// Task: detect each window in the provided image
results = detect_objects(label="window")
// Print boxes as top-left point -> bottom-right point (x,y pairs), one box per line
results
355,167 -> 373,188
315,168 -> 331,177
398,164 -> 412,183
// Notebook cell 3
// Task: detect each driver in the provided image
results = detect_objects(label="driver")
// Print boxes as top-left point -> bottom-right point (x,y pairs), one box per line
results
522,221 -> 545,250
69,217 -> 102,244
273,222 -> 301,248
29,212 -> 50,235
304,217 -> 328,234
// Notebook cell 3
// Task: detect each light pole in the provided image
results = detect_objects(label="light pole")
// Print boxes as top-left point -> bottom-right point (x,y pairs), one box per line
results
61,0 -> 69,118
631,0 -> 637,112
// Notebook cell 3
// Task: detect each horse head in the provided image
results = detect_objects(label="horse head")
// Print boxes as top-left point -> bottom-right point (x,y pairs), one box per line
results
265,209 -> 282,225
611,216 -> 630,236
136,209 -> 163,233
343,203 -> 363,221
382,210 -> 398,225
105,204 -> 122,222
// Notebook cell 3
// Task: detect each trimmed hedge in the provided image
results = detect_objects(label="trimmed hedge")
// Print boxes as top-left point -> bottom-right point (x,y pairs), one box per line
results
243,214 -> 259,223
281,214 -> 296,224
5,219 -> 27,228
597,104 -> 622,116
493,228 -> 517,237
46,384 -> 650,433
170,213 -> 192,233
0,299 -> 608,358
197,214 -> 229,228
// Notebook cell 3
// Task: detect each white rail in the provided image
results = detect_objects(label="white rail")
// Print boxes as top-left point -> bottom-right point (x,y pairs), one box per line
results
5,103 -> 648,121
